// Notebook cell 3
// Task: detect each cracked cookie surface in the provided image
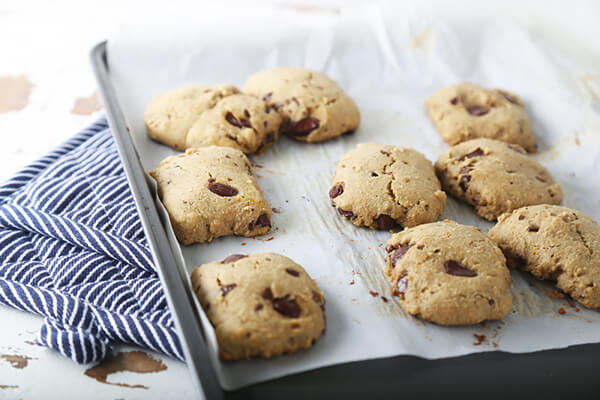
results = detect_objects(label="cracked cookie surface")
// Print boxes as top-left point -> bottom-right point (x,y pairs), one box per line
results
489,205 -> 600,309
425,82 -> 536,152
191,252 -> 326,360
435,138 -> 562,221
243,67 -> 360,142
330,143 -> 446,230
144,85 -> 282,154
386,220 -> 513,325
149,146 -> 271,245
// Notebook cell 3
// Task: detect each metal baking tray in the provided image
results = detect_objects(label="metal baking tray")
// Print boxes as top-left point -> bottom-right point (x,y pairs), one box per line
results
90,40 -> 600,399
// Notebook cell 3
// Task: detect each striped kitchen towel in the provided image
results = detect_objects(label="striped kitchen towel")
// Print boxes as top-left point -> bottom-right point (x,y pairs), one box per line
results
0,117 -> 183,364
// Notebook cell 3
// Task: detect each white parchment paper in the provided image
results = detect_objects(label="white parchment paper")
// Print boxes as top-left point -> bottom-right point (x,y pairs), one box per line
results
107,1 -> 600,390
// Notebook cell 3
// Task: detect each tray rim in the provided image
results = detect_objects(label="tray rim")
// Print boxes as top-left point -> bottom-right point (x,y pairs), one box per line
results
90,40 -> 223,400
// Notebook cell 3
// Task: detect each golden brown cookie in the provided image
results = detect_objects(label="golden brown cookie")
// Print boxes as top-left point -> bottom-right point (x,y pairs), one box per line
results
330,143 -> 446,230
149,146 -> 271,245
489,205 -> 600,309
191,253 -> 326,360
435,138 -> 562,221
425,82 -> 536,152
144,85 -> 281,154
385,220 -> 513,326
244,67 -> 360,142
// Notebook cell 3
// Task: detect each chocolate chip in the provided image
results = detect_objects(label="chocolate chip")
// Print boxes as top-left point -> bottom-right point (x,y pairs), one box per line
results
338,208 -> 356,220
458,147 -> 484,161
208,182 -> 239,197
450,97 -> 458,105
466,105 -> 490,116
443,260 -> 477,277
528,225 -> 539,232
249,213 -> 271,231
255,304 -> 263,311
261,287 -> 273,300
396,274 -> 408,295
220,284 -> 237,296
459,175 -> 472,191
488,299 -> 495,306
225,112 -> 252,128
244,109 -> 250,119
273,296 -> 301,318
499,91 -> 518,105
329,184 -> 344,199
518,214 -> 525,220
287,117 -> 320,137
285,268 -> 300,277
221,254 -> 247,264
391,244 -> 411,267
376,214 -> 395,230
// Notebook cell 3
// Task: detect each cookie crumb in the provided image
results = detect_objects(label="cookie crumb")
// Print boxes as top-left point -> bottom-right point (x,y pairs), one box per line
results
473,334 -> 486,346
558,307 -> 566,315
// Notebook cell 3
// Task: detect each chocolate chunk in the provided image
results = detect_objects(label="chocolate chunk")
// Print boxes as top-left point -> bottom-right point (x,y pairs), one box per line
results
285,268 -> 300,277
329,184 -> 344,199
338,208 -> 357,220
261,287 -> 273,300
208,182 -> 239,197
273,296 -> 301,318
528,225 -> 539,232
225,112 -> 252,128
458,147 -> 484,161
518,214 -> 525,220
466,105 -> 490,116
450,97 -> 458,105
488,299 -> 495,306
255,304 -> 263,311
443,260 -> 477,277
220,284 -> 237,296
391,244 -> 411,267
499,91 -> 518,105
249,213 -> 271,231
459,175 -> 472,191
287,117 -> 320,137
376,214 -> 395,230
396,274 -> 408,295
221,254 -> 247,264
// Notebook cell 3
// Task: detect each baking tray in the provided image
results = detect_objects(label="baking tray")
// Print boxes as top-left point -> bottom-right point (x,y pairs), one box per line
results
90,41 -> 600,399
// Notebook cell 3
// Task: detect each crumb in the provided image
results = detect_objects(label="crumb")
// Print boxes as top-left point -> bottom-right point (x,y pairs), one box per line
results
369,290 -> 378,297
473,334 -> 486,346
349,280 -> 355,285
241,242 -> 247,246
558,307 -> 566,315
548,291 -> 566,299
380,296 -> 389,303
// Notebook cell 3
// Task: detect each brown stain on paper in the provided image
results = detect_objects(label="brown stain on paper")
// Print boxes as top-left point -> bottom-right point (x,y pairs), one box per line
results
0,354 -> 35,369
0,75 -> 34,113
84,351 -> 167,389
72,92 -> 102,115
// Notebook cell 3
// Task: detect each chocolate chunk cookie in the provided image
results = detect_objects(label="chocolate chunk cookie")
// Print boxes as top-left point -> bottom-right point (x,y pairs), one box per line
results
385,220 -> 513,325
489,205 -> 600,309
330,143 -> 446,230
144,85 -> 281,154
149,146 -> 271,245
425,82 -> 536,152
191,253 -> 326,360
435,138 -> 562,221
243,67 -> 360,142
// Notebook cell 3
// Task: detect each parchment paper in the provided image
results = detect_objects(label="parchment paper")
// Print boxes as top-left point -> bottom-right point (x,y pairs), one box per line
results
107,2 -> 600,390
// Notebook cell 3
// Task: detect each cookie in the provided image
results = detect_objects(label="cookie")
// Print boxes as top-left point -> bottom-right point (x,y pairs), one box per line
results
425,82 -> 536,152
330,143 -> 446,230
144,85 -> 282,154
244,67 -> 360,143
435,138 -> 562,221
191,253 -> 326,360
149,146 -> 271,245
385,220 -> 513,325
489,205 -> 600,309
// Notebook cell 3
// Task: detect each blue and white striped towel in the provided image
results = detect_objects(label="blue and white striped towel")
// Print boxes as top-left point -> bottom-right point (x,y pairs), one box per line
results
0,118 -> 183,363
